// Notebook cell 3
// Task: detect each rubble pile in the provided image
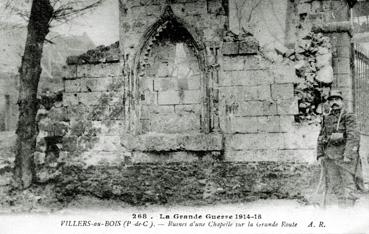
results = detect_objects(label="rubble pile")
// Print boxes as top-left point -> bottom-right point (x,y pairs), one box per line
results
66,41 -> 120,65
285,32 -> 333,122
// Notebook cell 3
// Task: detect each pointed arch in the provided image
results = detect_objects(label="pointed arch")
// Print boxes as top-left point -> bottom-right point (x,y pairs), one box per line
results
133,5 -> 206,74
128,5 -> 211,135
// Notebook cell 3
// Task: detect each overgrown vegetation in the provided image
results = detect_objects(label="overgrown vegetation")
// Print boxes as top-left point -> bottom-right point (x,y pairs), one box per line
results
287,32 -> 333,122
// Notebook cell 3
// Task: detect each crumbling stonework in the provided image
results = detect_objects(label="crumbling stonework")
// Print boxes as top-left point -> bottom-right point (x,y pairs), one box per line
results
30,0 -> 360,205
59,1 -> 317,164
287,0 -> 354,111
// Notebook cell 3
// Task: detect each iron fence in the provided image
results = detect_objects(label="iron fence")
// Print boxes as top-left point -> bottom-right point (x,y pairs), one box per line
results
353,43 -> 369,136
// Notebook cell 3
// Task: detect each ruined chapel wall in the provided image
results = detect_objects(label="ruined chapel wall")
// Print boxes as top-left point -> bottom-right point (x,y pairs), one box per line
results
58,0 -> 322,165
219,46 -> 318,163
119,0 -> 319,163
62,61 -> 127,166
39,0 -> 327,203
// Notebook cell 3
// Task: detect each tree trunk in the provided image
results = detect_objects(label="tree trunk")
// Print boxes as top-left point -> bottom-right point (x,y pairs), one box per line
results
14,0 -> 53,189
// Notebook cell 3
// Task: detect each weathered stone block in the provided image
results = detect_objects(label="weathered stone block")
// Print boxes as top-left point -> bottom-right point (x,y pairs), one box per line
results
131,151 -> 198,163
140,105 -> 151,119
227,133 -> 285,150
122,133 -> 223,152
48,107 -> 67,122
153,78 -> 177,91
157,63 -> 171,77
333,57 -> 350,74
334,33 -> 350,47
228,116 -> 259,133
237,101 -> 277,116
220,70 -> 274,86
218,70 -> 233,86
140,119 -> 151,132
283,126 -> 320,149
182,1 -> 207,15
158,91 -> 180,105
225,149 -> 316,163
140,77 -> 154,91
84,77 -> 114,92
222,57 -> 244,71
258,116 -> 281,132
271,65 -> 298,84
63,93 -> 79,106
186,77 -> 201,90
175,104 -> 201,113
64,79 -> 82,93
176,78 -> 189,90
206,0 -> 225,15
151,105 -> 176,114
271,83 -> 294,100
244,56 -> 270,70
182,90 -> 201,104
76,63 -> 121,78
222,42 -> 238,55
297,3 -> 311,14
141,90 -> 157,105
336,45 -> 350,58
227,116 -> 281,133
219,85 -> 271,102
78,92 -> 102,106
336,73 -> 351,88
148,112 -> 200,133
277,98 -> 299,115
65,104 -> 89,120
242,70 -> 274,86
238,40 -> 259,55
279,116 -> 295,132
63,65 -> 77,79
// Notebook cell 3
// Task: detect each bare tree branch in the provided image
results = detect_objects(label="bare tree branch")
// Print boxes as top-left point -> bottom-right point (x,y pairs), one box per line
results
2,0 -> 105,29
2,0 -> 106,188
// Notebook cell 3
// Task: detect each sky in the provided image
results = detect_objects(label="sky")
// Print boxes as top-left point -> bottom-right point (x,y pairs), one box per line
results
52,0 -> 119,46
0,0 -> 119,46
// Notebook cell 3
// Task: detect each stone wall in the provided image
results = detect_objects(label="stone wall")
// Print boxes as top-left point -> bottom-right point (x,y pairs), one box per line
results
43,0 -> 340,204
62,44 -> 126,167
219,37 -> 318,162
138,22 -> 203,134
57,0 -> 322,165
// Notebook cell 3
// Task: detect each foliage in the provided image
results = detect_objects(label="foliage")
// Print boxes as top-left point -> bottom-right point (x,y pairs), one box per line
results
287,32 -> 333,122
